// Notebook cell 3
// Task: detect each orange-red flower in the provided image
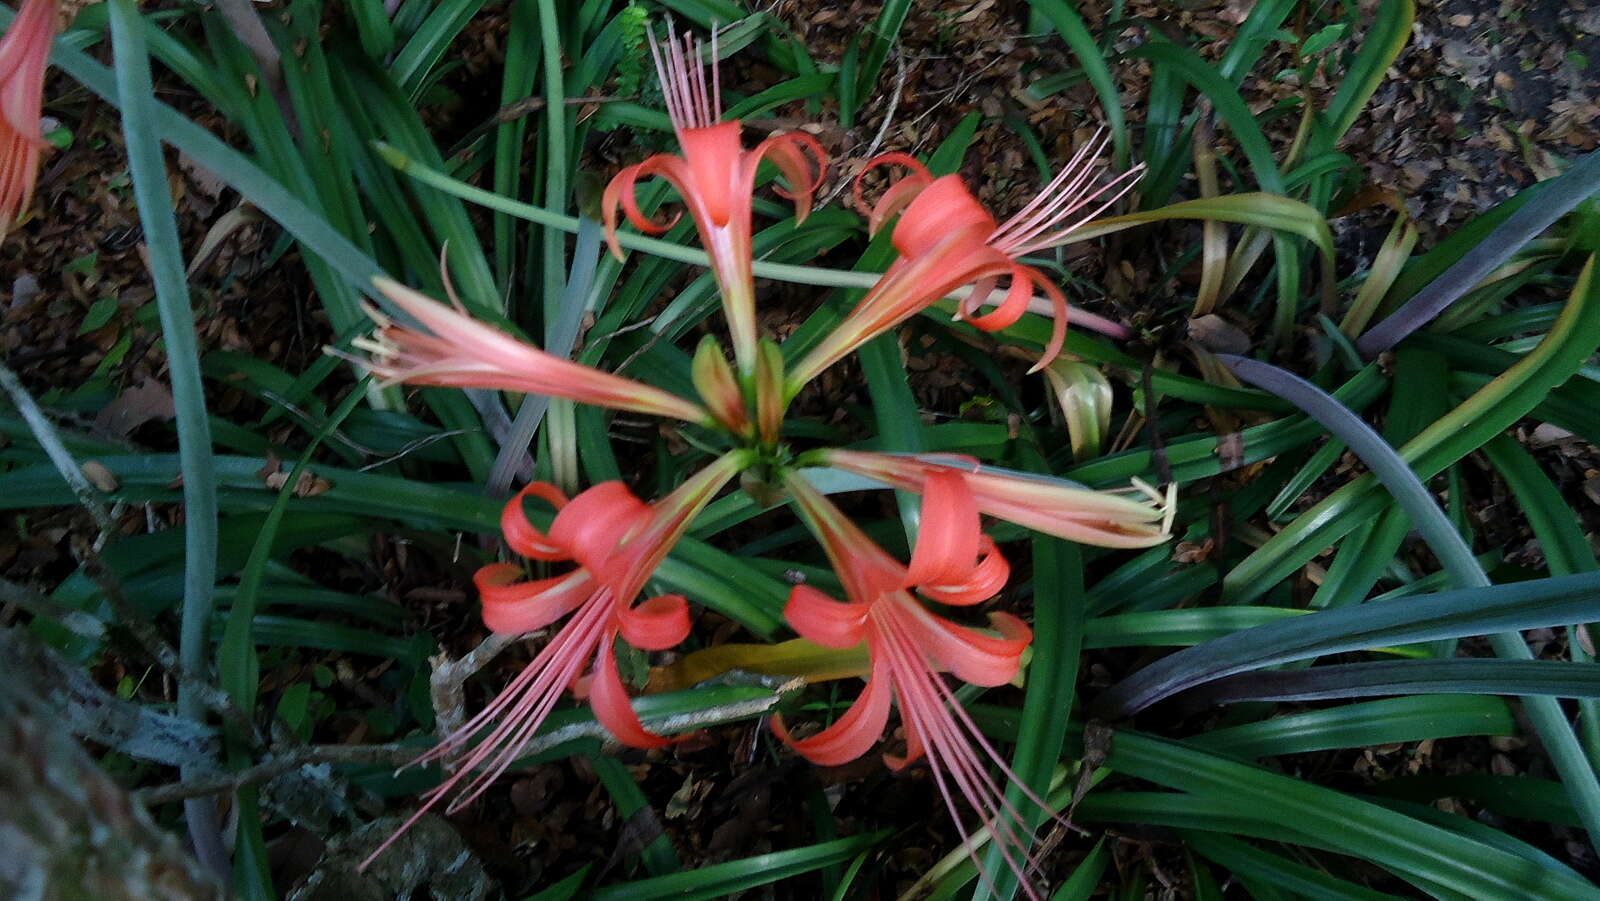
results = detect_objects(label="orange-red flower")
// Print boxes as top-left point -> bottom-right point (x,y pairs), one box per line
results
0,0 -> 57,239
817,449 -> 1175,548
355,276 -> 713,425
773,471 -> 1057,897
361,452 -> 747,870
788,133 -> 1141,391
602,24 -> 827,379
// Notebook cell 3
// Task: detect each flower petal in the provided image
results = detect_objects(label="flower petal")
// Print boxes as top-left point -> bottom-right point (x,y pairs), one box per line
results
678,121 -> 745,226
784,584 -> 871,649
959,263 -> 1035,333
905,469 -> 980,588
891,175 -> 997,258
548,481 -> 651,573
918,536 -> 1010,607
474,563 -> 594,635
589,634 -> 675,748
365,278 -> 711,423
616,593 -> 692,651
747,131 -> 829,225
899,602 -> 1031,687
820,450 -> 1173,549
601,160 -> 682,260
771,643 -> 893,766
501,481 -> 570,561
852,151 -> 932,228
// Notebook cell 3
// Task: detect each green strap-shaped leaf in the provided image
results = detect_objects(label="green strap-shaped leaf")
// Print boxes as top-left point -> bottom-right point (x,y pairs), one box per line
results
1226,256 -> 1600,604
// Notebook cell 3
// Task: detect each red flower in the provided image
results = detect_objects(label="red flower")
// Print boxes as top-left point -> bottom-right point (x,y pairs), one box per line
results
773,471 -> 1059,897
361,452 -> 747,870
818,448 -> 1175,548
355,276 -> 713,424
0,0 -> 57,238
602,24 -> 827,380
788,132 -> 1141,390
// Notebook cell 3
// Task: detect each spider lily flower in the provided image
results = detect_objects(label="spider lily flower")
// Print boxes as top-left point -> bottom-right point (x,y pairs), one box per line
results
361,451 -> 748,871
815,448 -> 1175,548
0,0 -> 57,239
772,472 -> 1056,898
787,133 -> 1142,392
601,23 -> 827,379
354,276 -> 713,425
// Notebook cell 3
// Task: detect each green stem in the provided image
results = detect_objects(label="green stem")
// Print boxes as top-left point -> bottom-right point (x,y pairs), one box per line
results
374,141 -> 874,289
109,0 -> 224,878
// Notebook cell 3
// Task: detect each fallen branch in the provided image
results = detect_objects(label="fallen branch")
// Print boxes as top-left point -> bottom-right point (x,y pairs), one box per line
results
138,676 -> 803,805
1,626 -> 220,771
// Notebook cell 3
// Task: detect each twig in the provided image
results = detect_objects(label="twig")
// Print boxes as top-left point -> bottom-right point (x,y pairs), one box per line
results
4,567 -> 257,741
2,625 -> 220,771
820,50 -> 908,208
0,358 -> 115,536
0,577 -> 105,639
138,677 -> 804,805
428,631 -> 519,738
136,742 -> 417,805
0,359 -> 256,738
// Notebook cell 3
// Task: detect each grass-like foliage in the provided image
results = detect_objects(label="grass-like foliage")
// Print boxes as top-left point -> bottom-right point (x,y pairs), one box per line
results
4,0 -> 1600,898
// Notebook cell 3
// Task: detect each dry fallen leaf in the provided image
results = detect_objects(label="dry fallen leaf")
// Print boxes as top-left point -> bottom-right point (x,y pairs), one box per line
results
81,460 -> 119,492
93,378 -> 176,439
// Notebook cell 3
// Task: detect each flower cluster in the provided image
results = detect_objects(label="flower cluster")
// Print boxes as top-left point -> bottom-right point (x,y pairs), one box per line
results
356,21 -> 1167,896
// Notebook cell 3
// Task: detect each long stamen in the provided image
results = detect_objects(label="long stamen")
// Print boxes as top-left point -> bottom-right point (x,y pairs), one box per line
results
689,33 -> 711,125
990,129 -> 1109,245
1012,164 -> 1146,255
989,131 -> 1115,253
646,31 -> 679,131
354,594 -> 592,875
710,25 -> 722,120
876,613 -> 1040,899
424,593 -> 610,777
444,605 -> 611,812
361,594 -> 614,872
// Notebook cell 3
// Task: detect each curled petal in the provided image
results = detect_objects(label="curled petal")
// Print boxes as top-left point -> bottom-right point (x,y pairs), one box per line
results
852,151 -> 932,226
549,482 -> 652,573
959,275 -> 999,322
748,131 -> 829,225
1029,271 -> 1071,371
918,536 -> 1010,607
900,603 -> 1031,687
616,593 -> 692,651
905,469 -> 980,588
959,264 -> 1035,334
474,564 -> 594,635
771,645 -> 894,765
589,634 -> 675,748
501,482 -> 570,561
890,175 -> 997,258
601,159 -> 685,260
784,584 -> 871,649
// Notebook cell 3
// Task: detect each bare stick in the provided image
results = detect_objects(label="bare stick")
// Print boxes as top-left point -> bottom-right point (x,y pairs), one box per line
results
429,631 -> 519,738
0,359 -> 115,535
138,677 -> 803,805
